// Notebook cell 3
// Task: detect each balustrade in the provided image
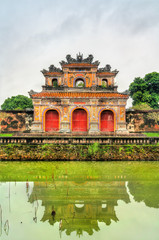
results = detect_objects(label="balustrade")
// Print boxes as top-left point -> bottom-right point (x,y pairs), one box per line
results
0,136 -> 159,145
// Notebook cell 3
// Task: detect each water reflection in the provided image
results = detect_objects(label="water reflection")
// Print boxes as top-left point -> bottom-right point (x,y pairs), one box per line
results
29,180 -> 130,236
128,181 -> 159,208
0,161 -> 159,240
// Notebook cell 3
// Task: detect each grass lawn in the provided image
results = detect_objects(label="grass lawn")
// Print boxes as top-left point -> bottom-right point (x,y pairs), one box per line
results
144,132 -> 159,137
0,133 -> 13,137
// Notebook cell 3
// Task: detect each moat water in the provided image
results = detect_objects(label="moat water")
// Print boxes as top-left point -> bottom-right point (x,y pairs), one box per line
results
0,161 -> 159,240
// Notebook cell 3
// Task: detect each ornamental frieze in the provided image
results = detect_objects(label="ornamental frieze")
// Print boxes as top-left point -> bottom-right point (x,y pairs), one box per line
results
70,99 -> 90,103
41,99 -> 61,104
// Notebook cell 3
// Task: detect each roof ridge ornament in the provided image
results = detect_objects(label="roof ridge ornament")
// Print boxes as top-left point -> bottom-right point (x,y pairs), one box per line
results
98,64 -> 119,74
60,54 -> 100,65
41,64 -> 62,74
98,64 -> 111,72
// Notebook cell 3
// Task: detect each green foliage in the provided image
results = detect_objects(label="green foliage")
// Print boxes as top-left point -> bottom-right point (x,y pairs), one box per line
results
53,81 -> 58,87
129,72 -> 159,109
77,82 -> 84,87
132,103 -> 152,110
0,144 -> 159,161
0,133 -> 13,137
41,144 -> 50,150
144,132 -> 159,137
119,147 -> 123,153
1,95 -> 33,110
125,145 -> 134,154
88,142 -> 100,156
102,82 -> 107,88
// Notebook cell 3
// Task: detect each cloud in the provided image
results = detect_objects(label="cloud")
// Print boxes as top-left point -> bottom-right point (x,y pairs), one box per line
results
0,0 -> 159,108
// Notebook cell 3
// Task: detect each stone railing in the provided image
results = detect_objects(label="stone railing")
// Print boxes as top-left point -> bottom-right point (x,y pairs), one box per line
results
0,136 -> 159,145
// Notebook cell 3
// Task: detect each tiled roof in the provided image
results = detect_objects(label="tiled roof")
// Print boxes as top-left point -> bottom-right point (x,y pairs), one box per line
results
97,72 -> 116,76
32,92 -> 128,99
43,72 -> 63,75
62,63 -> 97,67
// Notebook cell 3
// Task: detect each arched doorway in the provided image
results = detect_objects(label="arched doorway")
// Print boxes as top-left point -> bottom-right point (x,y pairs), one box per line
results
102,79 -> 108,88
75,79 -> 85,88
45,110 -> 59,132
100,110 -> 114,132
72,109 -> 87,132
52,78 -> 58,87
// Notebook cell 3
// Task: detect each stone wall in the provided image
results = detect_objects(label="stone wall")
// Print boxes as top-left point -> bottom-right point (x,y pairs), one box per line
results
0,110 -> 33,133
126,109 -> 159,132
0,109 -> 159,133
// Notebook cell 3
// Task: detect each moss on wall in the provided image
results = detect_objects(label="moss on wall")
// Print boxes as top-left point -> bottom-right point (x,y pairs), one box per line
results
0,143 -> 159,161
0,110 -> 33,132
126,110 -> 159,132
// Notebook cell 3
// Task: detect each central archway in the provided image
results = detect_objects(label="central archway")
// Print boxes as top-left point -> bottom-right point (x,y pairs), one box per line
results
45,110 -> 59,132
75,78 -> 85,88
100,110 -> 114,132
72,109 -> 87,132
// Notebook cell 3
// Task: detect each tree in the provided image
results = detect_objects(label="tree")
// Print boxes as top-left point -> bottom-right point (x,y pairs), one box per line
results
1,95 -> 33,110
129,72 -> 159,109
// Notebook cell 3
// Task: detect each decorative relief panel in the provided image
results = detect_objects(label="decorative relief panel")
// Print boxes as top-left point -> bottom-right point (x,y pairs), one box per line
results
33,100 -> 41,105
41,99 -> 58,105
63,106 -> 69,121
73,102 -> 86,105
34,106 -> 40,121
92,106 -> 97,120
120,107 -> 125,121
48,78 -> 52,86
69,76 -> 74,87
58,77 -> 61,85
61,99 -> 69,105
75,73 -> 85,78
86,76 -> 90,87
91,100 -> 98,105
70,99 -> 89,103
118,100 -> 125,105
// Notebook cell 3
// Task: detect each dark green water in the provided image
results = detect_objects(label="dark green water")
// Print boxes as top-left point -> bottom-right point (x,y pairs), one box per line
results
0,161 -> 159,240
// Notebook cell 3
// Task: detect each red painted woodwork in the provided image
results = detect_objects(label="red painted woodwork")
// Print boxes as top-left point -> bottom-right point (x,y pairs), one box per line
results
45,110 -> 59,132
101,110 -> 114,132
72,109 -> 87,132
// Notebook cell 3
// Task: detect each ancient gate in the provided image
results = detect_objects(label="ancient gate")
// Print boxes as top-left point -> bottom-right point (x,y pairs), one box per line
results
100,110 -> 114,132
45,110 -> 59,132
72,109 -> 87,132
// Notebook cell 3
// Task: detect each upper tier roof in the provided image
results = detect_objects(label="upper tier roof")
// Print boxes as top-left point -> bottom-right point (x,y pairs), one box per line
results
31,92 -> 128,99
41,53 -> 118,76
60,53 -> 100,66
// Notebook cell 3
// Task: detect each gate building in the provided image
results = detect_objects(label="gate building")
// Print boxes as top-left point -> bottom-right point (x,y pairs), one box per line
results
29,54 -> 128,134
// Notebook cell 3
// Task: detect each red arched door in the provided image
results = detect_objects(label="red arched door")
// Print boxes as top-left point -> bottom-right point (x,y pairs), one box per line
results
72,109 -> 87,132
101,110 -> 114,132
45,110 -> 59,132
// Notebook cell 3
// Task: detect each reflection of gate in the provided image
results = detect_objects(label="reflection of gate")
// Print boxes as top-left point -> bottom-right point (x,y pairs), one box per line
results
72,109 -> 87,132
101,110 -> 114,132
45,110 -> 59,132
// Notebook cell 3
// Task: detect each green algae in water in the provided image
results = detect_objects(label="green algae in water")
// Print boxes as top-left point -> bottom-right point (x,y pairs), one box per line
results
0,161 -> 159,240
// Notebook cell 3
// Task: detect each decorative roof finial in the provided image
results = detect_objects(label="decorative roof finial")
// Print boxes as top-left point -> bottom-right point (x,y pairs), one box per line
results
60,54 -> 100,65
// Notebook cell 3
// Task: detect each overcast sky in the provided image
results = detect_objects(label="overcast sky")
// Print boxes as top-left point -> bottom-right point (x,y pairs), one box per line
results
0,0 -> 159,108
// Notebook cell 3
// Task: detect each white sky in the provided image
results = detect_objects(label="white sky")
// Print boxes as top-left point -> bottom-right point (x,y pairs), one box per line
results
0,0 -> 159,108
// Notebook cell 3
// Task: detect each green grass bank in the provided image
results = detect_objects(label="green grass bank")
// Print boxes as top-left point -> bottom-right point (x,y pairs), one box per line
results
0,143 -> 159,161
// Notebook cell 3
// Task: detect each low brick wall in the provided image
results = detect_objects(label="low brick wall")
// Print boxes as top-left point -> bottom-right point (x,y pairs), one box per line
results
0,110 -> 33,133
0,109 -> 159,133
126,109 -> 159,132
